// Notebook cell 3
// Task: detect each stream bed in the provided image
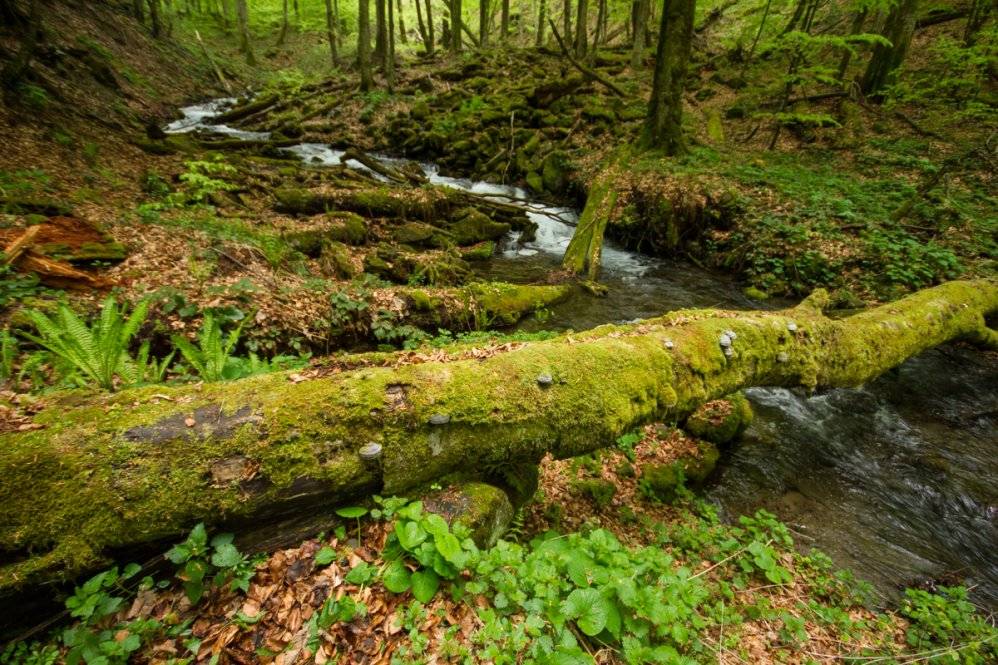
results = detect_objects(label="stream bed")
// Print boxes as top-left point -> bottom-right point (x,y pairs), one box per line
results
169,101 -> 998,608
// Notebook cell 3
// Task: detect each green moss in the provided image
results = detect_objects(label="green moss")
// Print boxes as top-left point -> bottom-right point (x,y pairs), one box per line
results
572,478 -> 617,508
460,241 -> 496,261
684,392 -> 754,445
447,208 -> 511,246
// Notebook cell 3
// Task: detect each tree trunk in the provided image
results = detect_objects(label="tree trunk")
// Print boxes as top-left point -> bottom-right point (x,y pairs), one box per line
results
375,0 -> 387,66
861,0 -> 918,98
2,280 -> 995,591
451,0 -> 463,51
425,0 -> 435,53
397,0 -> 408,43
147,0 -> 162,37
219,0 -> 231,29
387,0 -> 396,89
561,152 -> 624,279
640,0 -> 695,155
480,0 -> 489,45
277,0 -> 289,45
358,0 -> 374,90
630,0 -> 647,68
502,0 -> 510,38
324,0 -> 338,63
132,0 -> 145,23
836,8 -> 868,82
574,0 -> 587,57
563,0 -> 572,44
536,0 -> 547,46
235,0 -> 255,65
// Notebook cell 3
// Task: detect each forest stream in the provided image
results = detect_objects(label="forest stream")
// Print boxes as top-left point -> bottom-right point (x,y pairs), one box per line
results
170,99 -> 998,609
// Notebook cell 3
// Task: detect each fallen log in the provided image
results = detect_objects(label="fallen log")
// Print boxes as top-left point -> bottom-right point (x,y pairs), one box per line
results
1,280 -> 995,591
561,150 -> 625,280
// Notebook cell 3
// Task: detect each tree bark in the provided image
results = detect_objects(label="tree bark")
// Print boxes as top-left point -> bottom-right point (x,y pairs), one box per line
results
358,0 -> 374,90
563,0 -> 572,45
0,0 -> 42,93
397,0 -> 408,43
375,0 -> 388,67
630,0 -> 647,68
574,0 -> 588,57
451,0 -> 463,51
501,0 -> 510,39
324,0 -> 338,63
425,0 -> 435,53
147,0 -> 162,37
480,0 -> 489,45
640,0 -> 695,155
235,0 -> 255,65
861,0 -> 918,98
277,0 -> 289,46
387,0 -> 397,89
2,280 -> 995,591
536,0 -> 547,46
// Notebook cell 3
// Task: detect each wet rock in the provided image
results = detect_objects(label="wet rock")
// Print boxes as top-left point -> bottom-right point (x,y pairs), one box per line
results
536,373 -> 553,387
447,208 -> 510,246
639,441 -> 720,502
319,241 -> 359,279
428,413 -> 450,426
423,482 -> 514,548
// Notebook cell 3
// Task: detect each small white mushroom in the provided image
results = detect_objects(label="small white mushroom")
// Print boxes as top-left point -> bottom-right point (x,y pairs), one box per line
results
719,333 -> 732,348
777,352 -> 789,363
723,346 -> 735,358
724,330 -> 737,340
664,339 -> 675,349
428,413 -> 450,426
787,321 -> 798,332
359,442 -> 383,461
537,374 -> 554,387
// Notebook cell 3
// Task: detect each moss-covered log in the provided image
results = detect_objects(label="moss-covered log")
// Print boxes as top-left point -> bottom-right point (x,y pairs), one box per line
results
1,280 -> 996,591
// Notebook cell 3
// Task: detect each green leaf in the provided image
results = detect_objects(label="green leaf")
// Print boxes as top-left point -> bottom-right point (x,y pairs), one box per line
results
315,546 -> 336,566
561,588 -> 610,637
335,506 -> 368,519
435,532 -> 464,566
382,559 -> 411,593
345,561 -> 375,585
411,569 -> 440,603
395,520 -> 427,551
210,543 -> 242,569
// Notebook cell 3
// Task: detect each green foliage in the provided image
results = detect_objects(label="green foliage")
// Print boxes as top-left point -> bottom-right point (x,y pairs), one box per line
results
861,229 -> 962,291
0,264 -> 46,308
172,157 -> 237,205
171,312 -> 245,381
166,523 -> 263,603
20,296 -> 154,390
901,587 -> 998,664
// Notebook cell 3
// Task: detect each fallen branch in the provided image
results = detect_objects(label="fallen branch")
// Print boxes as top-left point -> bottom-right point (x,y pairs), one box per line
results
548,19 -> 626,98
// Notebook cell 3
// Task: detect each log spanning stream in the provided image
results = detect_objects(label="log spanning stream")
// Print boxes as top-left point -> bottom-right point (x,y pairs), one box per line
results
168,101 -> 998,608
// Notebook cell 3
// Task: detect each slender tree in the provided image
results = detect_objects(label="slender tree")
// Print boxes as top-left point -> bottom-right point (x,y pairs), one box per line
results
146,0 -> 162,37
277,0 -> 289,45
324,0 -> 338,63
235,0 -> 255,64
836,7 -> 868,81
397,0 -> 408,43
861,0 -> 918,97
374,0 -> 387,64
563,0 -> 572,44
536,0 -> 547,46
640,0 -> 695,154
132,0 -> 145,23
425,0 -> 435,53
574,0 -> 588,56
387,0 -> 397,88
450,0 -> 463,51
630,0 -> 647,68
219,0 -> 231,30
480,0 -> 489,45
358,0 -> 374,90
0,0 -> 42,95
501,0 -> 510,38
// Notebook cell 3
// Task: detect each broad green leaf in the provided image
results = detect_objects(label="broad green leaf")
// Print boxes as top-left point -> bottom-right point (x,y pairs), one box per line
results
395,520 -> 427,551
411,569 -> 440,603
335,506 -> 368,519
382,559 -> 411,593
210,543 -> 242,569
435,533 -> 464,566
561,588 -> 610,637
314,546 -> 336,566
423,513 -> 450,537
345,561 -> 375,585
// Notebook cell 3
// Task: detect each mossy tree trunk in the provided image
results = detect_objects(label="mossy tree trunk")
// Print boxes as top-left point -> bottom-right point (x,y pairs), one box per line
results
480,0 -> 489,45
536,0 -> 547,46
2,280 -> 995,592
574,0 -> 588,57
630,0 -> 648,68
324,0 -> 338,63
235,0 -> 255,65
640,0 -> 695,155
561,151 -> 625,280
861,0 -> 918,98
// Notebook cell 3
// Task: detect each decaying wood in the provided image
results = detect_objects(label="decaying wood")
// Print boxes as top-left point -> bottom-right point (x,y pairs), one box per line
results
2,225 -> 42,265
1,279 -> 995,591
341,149 -> 428,185
16,252 -> 109,288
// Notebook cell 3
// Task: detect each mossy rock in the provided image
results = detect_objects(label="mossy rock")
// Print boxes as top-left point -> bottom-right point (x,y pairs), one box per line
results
683,440 -> 721,484
639,462 -> 683,503
319,241 -> 359,279
423,482 -> 514,548
683,393 -> 754,446
327,212 -> 368,245
572,478 -> 616,509
394,221 -> 449,248
409,101 -> 431,120
541,151 -> 569,193
447,208 -> 510,246
460,240 -> 495,261
274,188 -> 318,214
525,171 -> 544,194
743,286 -> 769,301
283,229 -> 326,257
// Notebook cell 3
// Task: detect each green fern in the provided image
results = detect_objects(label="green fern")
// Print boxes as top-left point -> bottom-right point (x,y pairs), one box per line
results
171,313 -> 245,382
0,331 -> 17,382
20,297 -> 150,391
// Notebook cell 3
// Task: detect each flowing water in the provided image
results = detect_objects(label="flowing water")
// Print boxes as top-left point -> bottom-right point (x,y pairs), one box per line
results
168,101 -> 998,608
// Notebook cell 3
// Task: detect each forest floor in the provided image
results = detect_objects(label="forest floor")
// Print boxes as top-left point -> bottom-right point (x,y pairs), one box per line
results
1,3 -> 996,664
